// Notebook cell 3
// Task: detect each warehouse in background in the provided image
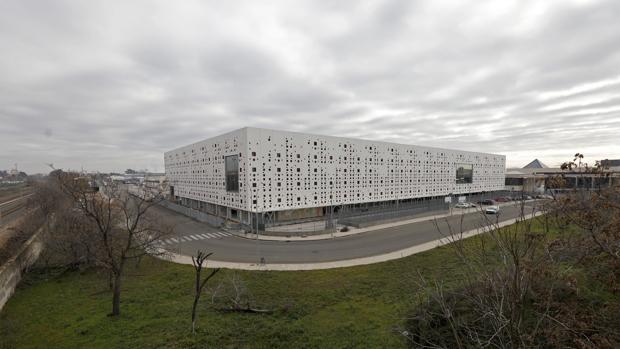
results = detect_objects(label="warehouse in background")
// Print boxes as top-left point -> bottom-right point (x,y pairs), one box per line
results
164,127 -> 506,231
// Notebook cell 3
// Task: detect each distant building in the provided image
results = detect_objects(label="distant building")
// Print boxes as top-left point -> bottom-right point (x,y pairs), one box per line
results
523,159 -> 548,169
505,158 -> 620,193
600,159 -> 620,171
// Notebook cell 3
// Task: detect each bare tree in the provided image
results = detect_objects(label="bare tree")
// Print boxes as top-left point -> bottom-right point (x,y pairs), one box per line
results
401,154 -> 620,348
554,154 -> 619,260
402,197 -> 559,348
55,171 -> 173,316
191,250 -> 220,334
37,208 -> 99,270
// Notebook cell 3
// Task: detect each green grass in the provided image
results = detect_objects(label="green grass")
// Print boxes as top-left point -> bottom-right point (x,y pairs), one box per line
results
0,219 -> 566,349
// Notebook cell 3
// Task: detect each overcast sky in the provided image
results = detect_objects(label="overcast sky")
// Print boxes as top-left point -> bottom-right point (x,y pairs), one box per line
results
1,0 -> 619,174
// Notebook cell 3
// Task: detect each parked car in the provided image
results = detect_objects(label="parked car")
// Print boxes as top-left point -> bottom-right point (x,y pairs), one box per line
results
477,199 -> 496,206
485,205 -> 500,214
455,202 -> 476,208
494,197 -> 510,202
515,195 -> 532,201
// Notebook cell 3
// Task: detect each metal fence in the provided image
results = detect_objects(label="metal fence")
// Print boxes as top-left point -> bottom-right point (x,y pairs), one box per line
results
263,219 -> 335,236
158,200 -> 225,227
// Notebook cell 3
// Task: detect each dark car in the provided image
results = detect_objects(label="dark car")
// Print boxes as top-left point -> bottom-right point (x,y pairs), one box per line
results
494,197 -> 509,202
477,199 -> 496,206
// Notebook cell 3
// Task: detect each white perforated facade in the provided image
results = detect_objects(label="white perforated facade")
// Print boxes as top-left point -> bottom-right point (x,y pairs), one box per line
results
165,127 -> 505,217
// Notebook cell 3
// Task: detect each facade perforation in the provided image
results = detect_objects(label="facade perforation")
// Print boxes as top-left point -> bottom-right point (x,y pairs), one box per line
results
165,127 -> 505,213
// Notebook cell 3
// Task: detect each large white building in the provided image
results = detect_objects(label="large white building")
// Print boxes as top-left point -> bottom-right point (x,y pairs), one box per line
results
165,127 -> 505,226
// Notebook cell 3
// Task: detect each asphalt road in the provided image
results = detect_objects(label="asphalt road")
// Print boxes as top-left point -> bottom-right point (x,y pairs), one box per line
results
151,202 -> 541,264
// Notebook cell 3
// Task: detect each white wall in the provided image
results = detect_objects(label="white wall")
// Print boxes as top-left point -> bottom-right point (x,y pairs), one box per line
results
165,127 -> 506,213
165,128 -> 249,212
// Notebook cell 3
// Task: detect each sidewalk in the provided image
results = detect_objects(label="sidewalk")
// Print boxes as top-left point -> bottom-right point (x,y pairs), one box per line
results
226,200 -> 535,242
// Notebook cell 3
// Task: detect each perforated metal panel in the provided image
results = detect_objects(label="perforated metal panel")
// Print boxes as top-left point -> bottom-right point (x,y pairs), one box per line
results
165,127 -> 506,213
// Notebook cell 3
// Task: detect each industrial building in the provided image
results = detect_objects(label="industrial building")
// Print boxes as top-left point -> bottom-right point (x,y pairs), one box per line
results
505,158 -> 620,194
164,127 -> 506,228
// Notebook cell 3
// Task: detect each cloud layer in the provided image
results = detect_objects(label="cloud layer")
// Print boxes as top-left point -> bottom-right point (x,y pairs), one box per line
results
1,0 -> 619,173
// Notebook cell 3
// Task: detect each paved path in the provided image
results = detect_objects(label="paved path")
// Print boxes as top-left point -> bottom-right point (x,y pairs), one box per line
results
151,201 -> 543,269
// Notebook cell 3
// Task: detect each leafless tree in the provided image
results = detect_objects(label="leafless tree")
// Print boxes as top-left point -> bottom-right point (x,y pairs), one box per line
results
401,154 -> 620,348
553,154 -> 619,260
191,250 -> 220,334
55,171 -> 173,316
401,197 -> 560,348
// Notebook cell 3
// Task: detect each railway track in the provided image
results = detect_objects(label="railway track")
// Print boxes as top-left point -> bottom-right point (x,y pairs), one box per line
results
0,194 -> 31,227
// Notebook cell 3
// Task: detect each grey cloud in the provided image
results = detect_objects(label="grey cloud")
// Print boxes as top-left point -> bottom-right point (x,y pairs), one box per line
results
1,0 -> 619,173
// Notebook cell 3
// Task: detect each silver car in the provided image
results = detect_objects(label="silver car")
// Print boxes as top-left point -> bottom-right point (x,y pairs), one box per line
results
485,205 -> 500,214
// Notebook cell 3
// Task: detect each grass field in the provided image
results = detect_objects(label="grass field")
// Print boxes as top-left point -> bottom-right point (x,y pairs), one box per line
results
0,219 -> 559,348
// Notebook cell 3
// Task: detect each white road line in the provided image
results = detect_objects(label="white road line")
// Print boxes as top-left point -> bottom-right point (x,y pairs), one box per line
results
171,238 -> 178,243
206,233 -> 217,238
213,232 -> 225,237
195,234 -> 205,240
220,232 -> 231,236
199,234 -> 210,239
189,235 -> 199,241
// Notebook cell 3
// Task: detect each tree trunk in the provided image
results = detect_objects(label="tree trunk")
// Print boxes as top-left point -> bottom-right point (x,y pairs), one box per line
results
108,270 -> 113,290
191,295 -> 200,334
191,267 -> 202,334
111,273 -> 122,316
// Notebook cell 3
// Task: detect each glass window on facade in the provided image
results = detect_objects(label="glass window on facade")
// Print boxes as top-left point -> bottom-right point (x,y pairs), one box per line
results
456,163 -> 473,184
225,155 -> 239,192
